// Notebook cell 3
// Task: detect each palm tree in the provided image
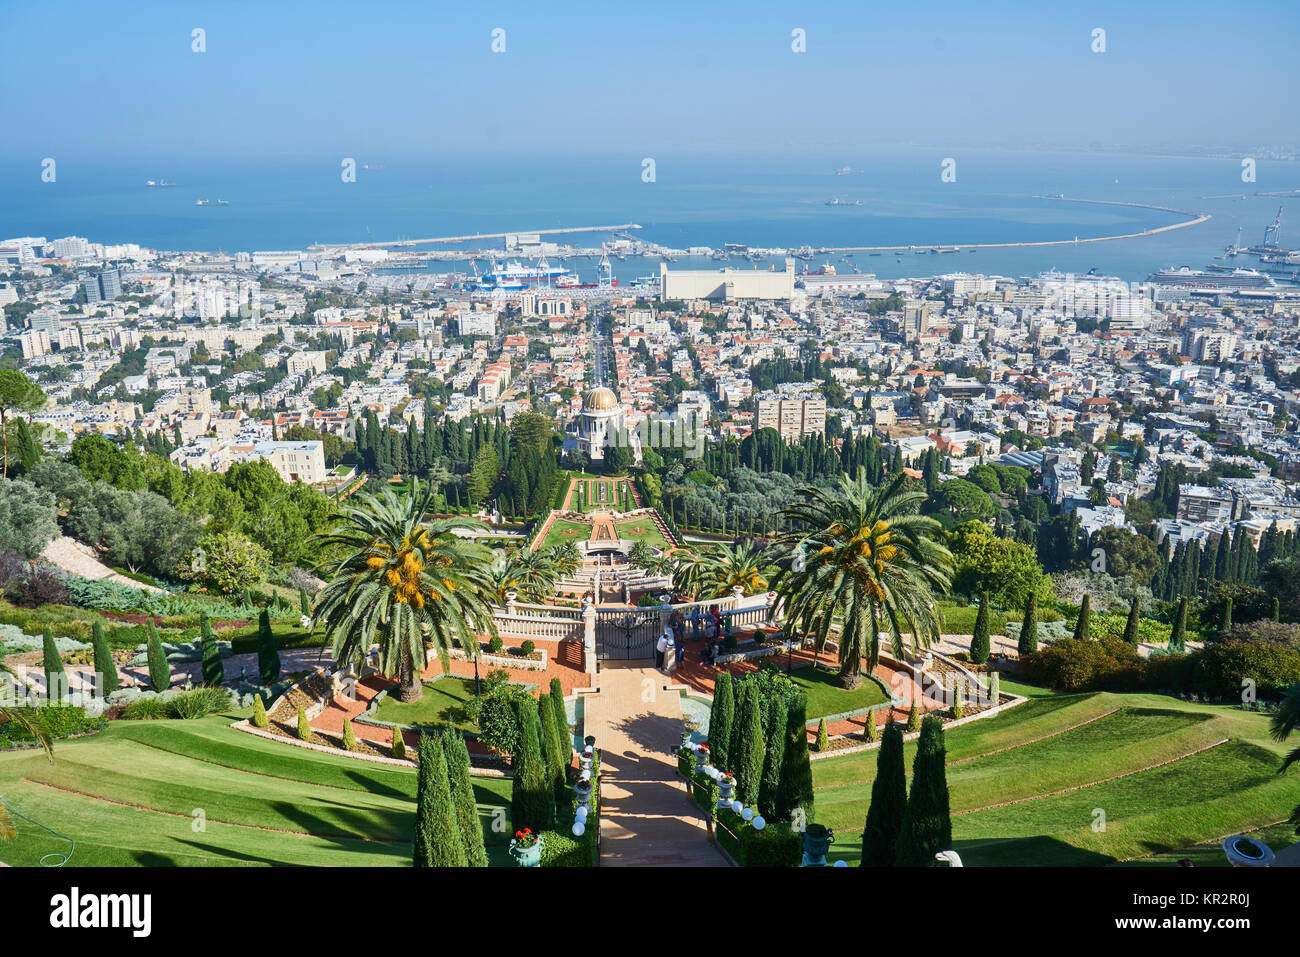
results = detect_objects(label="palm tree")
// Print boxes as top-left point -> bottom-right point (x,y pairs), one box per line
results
1271,682 -> 1300,830
771,472 -> 952,688
673,540 -> 774,600
313,479 -> 498,703
545,541 -> 582,579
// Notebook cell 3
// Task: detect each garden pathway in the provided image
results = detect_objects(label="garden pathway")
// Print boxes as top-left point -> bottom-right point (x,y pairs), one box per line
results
583,663 -> 728,867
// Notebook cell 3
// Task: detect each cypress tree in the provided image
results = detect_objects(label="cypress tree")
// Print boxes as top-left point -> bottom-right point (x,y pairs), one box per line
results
251,693 -> 268,728
392,726 -> 406,760
298,586 -> 311,616
709,672 -> 735,771
864,709 -> 880,742
732,682 -> 765,806
757,694 -> 788,821
257,608 -> 280,684
42,627 -> 67,701
413,733 -> 467,867
1169,597 -> 1188,652
951,681 -> 965,719
1123,596 -> 1141,647
539,689 -> 567,802
1018,592 -> 1039,655
776,691 -> 813,823
1072,593 -> 1091,642
814,717 -> 829,752
906,700 -> 922,732
199,613 -> 223,686
970,593 -> 990,664
895,715 -> 952,866
729,680 -> 753,769
510,697 -> 553,832
443,731 -> 489,867
342,717 -> 357,751
862,720 -> 907,866
146,620 -> 170,691
296,705 -> 311,740
1274,597 -> 1281,623
1219,597 -> 1233,636
92,619 -> 118,695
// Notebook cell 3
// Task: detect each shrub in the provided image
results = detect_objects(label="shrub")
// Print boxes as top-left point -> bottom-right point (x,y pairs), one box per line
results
1019,636 -> 1138,691
1223,620 -> 1300,648
475,681 -> 530,757
413,733 -> 467,867
1192,641 -> 1300,699
91,619 -> 118,696
757,694 -> 787,821
906,700 -> 922,732
296,705 -> 311,740
520,639 -> 536,657
732,683 -> 765,805
864,710 -> 879,742
952,682 -> 965,719
776,691 -> 813,822
42,627 -> 68,699
443,730 -> 488,867
392,727 -> 406,759
510,697 -> 554,832
342,717 -> 357,751
123,696 -> 169,721
1019,592 -> 1039,655
724,634 -> 738,651
251,693 -> 268,728
170,686 -> 231,720
970,594 -> 990,664
814,717 -> 829,752
1073,593 -> 1092,642
257,609 -> 280,684
487,634 -> 504,655
709,672 -> 735,771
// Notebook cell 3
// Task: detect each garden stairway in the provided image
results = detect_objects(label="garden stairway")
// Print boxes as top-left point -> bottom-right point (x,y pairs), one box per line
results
582,663 -> 728,866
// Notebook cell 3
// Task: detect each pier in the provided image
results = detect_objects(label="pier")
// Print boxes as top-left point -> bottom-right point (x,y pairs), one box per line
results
822,196 -> 1211,254
311,223 -> 641,253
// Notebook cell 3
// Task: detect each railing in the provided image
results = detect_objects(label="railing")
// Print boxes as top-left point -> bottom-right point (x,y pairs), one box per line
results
492,613 -> 584,642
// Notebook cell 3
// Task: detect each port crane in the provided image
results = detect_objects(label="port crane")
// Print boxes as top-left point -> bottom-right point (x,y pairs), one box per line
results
1263,206 -> 1283,248
597,244 -> 613,289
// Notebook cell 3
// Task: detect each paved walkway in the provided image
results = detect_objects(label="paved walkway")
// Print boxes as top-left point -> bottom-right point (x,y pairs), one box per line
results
583,662 -> 727,867
41,536 -> 165,593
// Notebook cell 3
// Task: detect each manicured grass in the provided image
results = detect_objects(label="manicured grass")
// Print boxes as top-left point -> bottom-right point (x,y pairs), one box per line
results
812,684 -> 1300,866
540,518 -> 593,551
370,675 -> 478,733
0,713 -> 513,867
789,665 -> 889,719
612,516 -> 668,549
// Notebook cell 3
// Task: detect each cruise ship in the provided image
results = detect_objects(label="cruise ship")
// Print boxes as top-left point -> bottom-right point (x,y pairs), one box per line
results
1146,266 -> 1276,290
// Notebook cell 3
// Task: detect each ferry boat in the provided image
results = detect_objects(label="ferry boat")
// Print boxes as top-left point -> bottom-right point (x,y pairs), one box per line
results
825,198 -> 863,206
475,258 -> 571,290
145,179 -> 177,187
835,167 -> 851,176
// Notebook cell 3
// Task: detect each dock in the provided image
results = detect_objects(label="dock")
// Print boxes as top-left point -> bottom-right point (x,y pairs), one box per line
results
311,223 -> 641,253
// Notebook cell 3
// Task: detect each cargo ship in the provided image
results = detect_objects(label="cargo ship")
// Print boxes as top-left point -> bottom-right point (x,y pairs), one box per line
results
145,179 -> 177,187
825,197 -> 863,206
195,199 -> 229,206
835,166 -> 851,176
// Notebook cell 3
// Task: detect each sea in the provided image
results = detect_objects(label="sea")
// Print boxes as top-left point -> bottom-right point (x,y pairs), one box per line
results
1,148 -> 1296,283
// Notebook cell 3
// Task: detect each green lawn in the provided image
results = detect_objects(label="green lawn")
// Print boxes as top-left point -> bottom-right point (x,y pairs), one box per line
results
612,516 -> 668,549
812,680 -> 1300,866
538,518 -> 593,551
369,675 -> 478,733
790,665 -> 889,719
0,712 -> 513,867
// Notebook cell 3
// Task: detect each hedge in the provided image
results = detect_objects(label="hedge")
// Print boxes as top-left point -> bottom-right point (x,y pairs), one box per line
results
715,806 -> 801,866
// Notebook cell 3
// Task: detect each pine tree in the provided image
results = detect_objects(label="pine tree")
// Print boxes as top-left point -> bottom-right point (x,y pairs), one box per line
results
342,717 -> 357,751
970,593 -> 990,664
710,671 -> 735,771
199,613 -> 223,687
413,733 -> 467,867
757,694 -> 788,821
256,608 -> 280,684
1072,593 -> 1091,642
296,705 -> 311,740
1169,596 -> 1188,652
91,619 -> 118,696
814,717 -> 829,752
895,715 -> 952,866
776,691 -> 813,822
146,620 -> 170,691
511,697 -> 554,832
732,682 -> 765,806
251,694 -> 268,728
1124,596 -> 1141,647
42,627 -> 67,700
443,731 -> 489,867
1019,591 -> 1039,655
862,720 -> 907,866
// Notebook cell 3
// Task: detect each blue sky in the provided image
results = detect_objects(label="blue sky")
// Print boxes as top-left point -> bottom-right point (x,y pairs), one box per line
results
1,0 -> 1296,161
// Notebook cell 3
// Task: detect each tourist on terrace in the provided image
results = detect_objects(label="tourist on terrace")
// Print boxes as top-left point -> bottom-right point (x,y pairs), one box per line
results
655,631 -> 669,671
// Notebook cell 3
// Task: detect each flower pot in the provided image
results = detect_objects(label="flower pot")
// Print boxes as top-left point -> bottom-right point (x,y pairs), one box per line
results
510,838 -> 544,867
717,778 -> 735,808
574,780 -> 594,807
680,730 -> 693,749
802,823 -> 835,860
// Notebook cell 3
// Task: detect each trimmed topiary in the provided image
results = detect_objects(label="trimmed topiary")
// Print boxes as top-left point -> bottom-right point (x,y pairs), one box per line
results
776,691 -> 813,823
814,717 -> 829,753
864,710 -> 880,743
442,730 -> 489,867
257,608 -> 280,684
296,705 -> 311,741
510,697 -> 554,832
199,613 -> 223,687
757,694 -> 788,821
1169,596 -> 1188,652
299,586 -> 311,616
732,681 -> 765,806
895,715 -> 952,866
392,727 -> 406,760
251,693 -> 269,728
1123,596 -> 1141,647
520,640 -> 536,657
146,620 -> 170,692
952,682 -> 965,719
1019,592 -> 1039,655
92,619 -> 118,696
42,627 -> 67,701
487,634 -> 503,655
906,700 -> 922,732
342,717 -> 357,751
1072,593 -> 1092,642
862,720 -> 907,866
969,593 -> 990,665
709,671 -> 735,772
413,733 -> 467,867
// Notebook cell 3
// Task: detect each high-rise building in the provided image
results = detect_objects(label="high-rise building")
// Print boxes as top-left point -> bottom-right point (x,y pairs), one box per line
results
754,391 -> 826,441
81,267 -> 122,303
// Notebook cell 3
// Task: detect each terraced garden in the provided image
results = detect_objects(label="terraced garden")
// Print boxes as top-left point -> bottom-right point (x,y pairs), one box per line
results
813,681 -> 1300,867
0,711 -> 513,867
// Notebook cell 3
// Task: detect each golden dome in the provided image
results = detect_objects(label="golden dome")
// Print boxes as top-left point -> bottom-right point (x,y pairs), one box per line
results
582,387 -> 619,412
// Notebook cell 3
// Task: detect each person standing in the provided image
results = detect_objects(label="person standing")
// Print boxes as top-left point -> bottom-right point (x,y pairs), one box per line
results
655,631 -> 669,671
